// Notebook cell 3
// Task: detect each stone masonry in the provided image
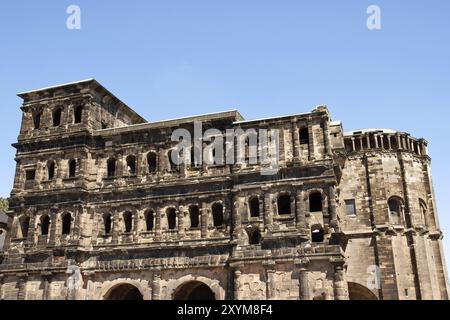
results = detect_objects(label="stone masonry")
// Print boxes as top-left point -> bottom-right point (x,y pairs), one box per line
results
0,79 -> 448,300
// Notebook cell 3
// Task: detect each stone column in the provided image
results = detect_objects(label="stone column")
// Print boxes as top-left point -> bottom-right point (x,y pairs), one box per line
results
42,272 -> 53,300
0,275 -> 4,300
232,193 -> 242,240
292,120 -> 300,161
264,262 -> 276,300
112,210 -> 120,244
83,271 -> 95,300
48,208 -> 57,246
366,134 -> 371,149
307,120 -> 315,161
328,186 -> 338,230
323,117 -> 332,157
332,262 -> 348,300
201,202 -> 208,239
233,269 -> 242,300
178,206 -> 185,237
152,270 -> 162,300
263,189 -> 273,232
26,211 -> 36,247
16,273 -> 28,300
296,190 -> 306,229
351,137 -> 356,151
295,259 -> 310,300
155,207 -> 163,240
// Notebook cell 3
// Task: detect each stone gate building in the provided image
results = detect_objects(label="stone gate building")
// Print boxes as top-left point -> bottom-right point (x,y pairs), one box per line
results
0,79 -> 448,300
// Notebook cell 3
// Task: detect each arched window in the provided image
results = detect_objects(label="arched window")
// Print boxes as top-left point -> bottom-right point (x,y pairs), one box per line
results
167,208 -> 177,230
107,158 -> 116,178
311,225 -> 324,243
123,212 -> 133,233
277,195 -> 291,215
189,205 -> 200,229
19,216 -> 30,238
74,105 -> 82,124
309,192 -> 323,212
48,161 -> 56,180
69,159 -> 76,178
147,152 -> 157,173
41,215 -> 50,236
33,111 -> 41,129
53,108 -> 62,127
62,213 -> 72,235
168,149 -> 179,172
248,228 -> 262,245
144,210 -> 155,231
126,155 -> 137,175
103,213 -> 112,235
249,197 -> 260,217
388,197 -> 403,224
212,203 -> 224,227
419,199 -> 428,226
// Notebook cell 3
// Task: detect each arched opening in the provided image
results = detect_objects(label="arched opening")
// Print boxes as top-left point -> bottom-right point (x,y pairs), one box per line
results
247,227 -> 262,245
168,149 -> 180,172
19,216 -> 30,239
48,161 -> 56,180
61,213 -> 72,235
212,203 -> 224,227
41,215 -> 50,236
388,197 -> 403,225
107,158 -> 116,178
105,284 -> 143,300
309,192 -> 323,212
74,105 -> 82,124
348,282 -> 378,300
53,108 -> 62,127
126,155 -> 137,175
103,213 -> 112,235
167,208 -> 177,230
144,210 -> 154,231
277,195 -> 291,215
147,152 -> 157,173
69,159 -> 76,178
123,212 -> 133,233
249,197 -> 260,218
189,205 -> 200,229
33,111 -> 41,129
173,281 -> 216,300
311,225 -> 324,243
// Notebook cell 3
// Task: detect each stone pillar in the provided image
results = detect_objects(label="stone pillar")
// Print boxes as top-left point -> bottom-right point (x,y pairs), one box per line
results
83,271 -> 95,300
232,193 -> 242,240
332,262 -> 348,300
374,134 -> 379,148
328,186 -> 338,230
292,121 -> 300,161
42,272 -> 53,300
307,120 -> 315,161
112,210 -> 120,244
48,208 -> 57,246
296,190 -> 307,229
16,273 -> 28,300
323,118 -> 332,157
380,134 -> 385,149
178,206 -> 185,237
366,134 -> 371,149
387,135 -> 392,150
263,190 -> 273,231
351,137 -> 355,151
152,271 -> 162,300
264,263 -> 276,300
296,259 -> 310,300
201,202 -> 208,239
26,212 -> 36,247
155,207 -> 163,240
233,269 -> 242,300
0,275 -> 4,300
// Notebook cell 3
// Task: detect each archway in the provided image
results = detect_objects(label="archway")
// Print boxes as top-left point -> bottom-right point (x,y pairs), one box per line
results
348,282 -> 378,300
104,284 -> 144,300
173,281 -> 216,300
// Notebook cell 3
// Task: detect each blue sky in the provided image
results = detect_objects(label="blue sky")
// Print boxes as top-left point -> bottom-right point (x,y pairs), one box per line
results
0,1 -> 449,272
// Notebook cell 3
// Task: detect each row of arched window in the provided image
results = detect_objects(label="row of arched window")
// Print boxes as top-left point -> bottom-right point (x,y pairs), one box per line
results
101,203 -> 225,235
16,212 -> 73,239
45,159 -> 77,180
32,105 -> 83,130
